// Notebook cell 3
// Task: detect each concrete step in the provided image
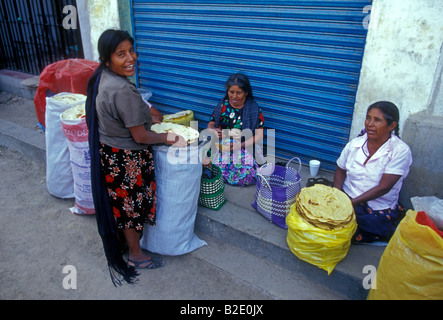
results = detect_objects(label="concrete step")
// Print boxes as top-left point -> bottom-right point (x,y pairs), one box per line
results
0,119 -> 46,163
192,232 -> 349,299
0,69 -> 39,100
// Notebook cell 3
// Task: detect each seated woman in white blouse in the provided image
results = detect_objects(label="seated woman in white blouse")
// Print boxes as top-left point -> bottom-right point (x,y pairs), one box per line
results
334,101 -> 412,243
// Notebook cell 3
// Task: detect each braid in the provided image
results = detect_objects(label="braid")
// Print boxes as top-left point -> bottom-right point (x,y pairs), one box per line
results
394,123 -> 400,136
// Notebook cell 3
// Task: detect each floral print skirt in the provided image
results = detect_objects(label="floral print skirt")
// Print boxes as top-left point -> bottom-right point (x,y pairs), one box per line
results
99,143 -> 156,231
212,139 -> 264,186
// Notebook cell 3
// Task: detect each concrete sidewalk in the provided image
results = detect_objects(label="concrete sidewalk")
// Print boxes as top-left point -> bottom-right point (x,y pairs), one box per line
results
0,70 -> 384,299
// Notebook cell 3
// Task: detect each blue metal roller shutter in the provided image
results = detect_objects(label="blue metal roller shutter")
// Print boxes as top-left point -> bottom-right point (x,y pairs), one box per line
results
131,0 -> 371,170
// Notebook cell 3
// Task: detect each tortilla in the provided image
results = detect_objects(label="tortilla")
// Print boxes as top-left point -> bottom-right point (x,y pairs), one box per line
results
151,122 -> 199,144
61,104 -> 86,120
52,93 -> 86,104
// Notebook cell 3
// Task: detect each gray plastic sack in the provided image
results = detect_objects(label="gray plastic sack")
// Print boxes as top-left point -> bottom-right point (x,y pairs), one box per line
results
140,144 -> 207,255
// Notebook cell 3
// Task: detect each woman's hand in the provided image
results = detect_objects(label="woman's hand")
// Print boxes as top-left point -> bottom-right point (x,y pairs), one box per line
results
129,124 -> 186,147
150,106 -> 163,124
166,132 -> 187,147
207,121 -> 223,139
233,127 -> 264,151
333,166 -> 401,206
151,115 -> 162,124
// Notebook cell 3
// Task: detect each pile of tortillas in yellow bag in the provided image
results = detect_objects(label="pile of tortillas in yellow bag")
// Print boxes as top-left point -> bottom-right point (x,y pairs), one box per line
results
286,184 -> 357,274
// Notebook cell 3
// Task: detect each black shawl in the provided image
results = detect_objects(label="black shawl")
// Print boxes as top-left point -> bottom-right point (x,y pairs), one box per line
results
85,65 -> 138,286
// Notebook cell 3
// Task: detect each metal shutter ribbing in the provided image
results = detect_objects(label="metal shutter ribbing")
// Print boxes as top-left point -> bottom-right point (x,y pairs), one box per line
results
131,0 -> 371,170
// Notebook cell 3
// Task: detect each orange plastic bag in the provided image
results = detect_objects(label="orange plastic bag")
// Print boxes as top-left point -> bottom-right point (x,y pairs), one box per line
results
368,210 -> 443,300
34,59 -> 99,128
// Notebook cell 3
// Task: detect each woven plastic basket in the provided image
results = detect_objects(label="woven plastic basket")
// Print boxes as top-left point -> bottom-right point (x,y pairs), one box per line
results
251,157 -> 302,229
199,164 -> 226,210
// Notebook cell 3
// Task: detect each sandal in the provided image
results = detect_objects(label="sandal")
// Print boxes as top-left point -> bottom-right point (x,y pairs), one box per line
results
306,177 -> 334,187
315,177 -> 333,187
128,257 -> 165,269
306,178 -> 316,187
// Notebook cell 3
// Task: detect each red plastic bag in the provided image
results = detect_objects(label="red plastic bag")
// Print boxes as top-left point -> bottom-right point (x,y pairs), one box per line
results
416,211 -> 443,239
34,59 -> 99,128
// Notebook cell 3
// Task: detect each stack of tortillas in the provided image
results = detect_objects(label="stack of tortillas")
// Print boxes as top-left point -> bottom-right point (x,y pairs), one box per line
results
151,122 -> 199,144
295,184 -> 355,230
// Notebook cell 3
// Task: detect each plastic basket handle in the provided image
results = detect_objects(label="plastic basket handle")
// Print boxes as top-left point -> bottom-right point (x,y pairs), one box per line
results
257,173 -> 272,190
286,156 -> 302,173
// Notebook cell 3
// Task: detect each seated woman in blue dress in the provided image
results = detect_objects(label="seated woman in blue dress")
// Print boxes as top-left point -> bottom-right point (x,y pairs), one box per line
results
206,73 -> 265,186
334,101 -> 413,243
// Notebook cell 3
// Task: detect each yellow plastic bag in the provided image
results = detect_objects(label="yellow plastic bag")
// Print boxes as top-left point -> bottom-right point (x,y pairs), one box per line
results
286,204 -> 357,275
368,210 -> 443,300
163,110 -> 194,126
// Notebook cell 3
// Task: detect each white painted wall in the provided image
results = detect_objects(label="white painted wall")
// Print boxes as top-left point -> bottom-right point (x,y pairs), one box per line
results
77,0 -> 121,62
352,0 -> 443,138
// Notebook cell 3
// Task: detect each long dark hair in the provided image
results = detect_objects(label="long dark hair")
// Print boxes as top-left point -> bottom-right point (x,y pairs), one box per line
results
367,101 -> 400,136
87,29 -> 135,92
223,73 -> 254,100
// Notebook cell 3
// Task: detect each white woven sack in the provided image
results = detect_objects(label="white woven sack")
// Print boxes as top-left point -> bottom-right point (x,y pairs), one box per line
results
140,144 -> 207,255
45,92 -> 86,198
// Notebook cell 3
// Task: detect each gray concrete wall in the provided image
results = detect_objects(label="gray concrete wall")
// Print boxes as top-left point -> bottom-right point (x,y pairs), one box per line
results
400,113 -> 443,208
401,24 -> 443,208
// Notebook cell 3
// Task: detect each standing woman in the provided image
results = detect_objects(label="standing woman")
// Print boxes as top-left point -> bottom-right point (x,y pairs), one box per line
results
86,29 -> 186,285
334,101 -> 412,243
